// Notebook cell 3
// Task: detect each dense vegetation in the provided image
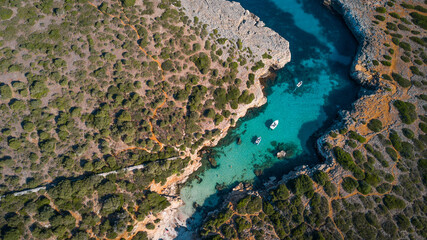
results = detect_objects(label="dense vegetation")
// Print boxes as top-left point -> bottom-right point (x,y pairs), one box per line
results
0,0 -> 269,238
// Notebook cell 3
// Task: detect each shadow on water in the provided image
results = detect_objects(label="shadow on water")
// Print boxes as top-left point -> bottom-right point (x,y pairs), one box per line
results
175,0 -> 359,238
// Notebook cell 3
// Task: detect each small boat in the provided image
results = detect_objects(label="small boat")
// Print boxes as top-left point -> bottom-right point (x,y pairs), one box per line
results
255,137 -> 262,145
270,120 -> 279,130
297,81 -> 303,88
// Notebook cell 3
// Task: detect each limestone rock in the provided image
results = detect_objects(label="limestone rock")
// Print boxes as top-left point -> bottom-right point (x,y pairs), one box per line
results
180,0 -> 291,73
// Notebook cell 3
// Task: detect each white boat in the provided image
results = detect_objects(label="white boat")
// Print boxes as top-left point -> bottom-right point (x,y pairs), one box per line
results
297,81 -> 303,88
270,120 -> 279,130
255,137 -> 261,145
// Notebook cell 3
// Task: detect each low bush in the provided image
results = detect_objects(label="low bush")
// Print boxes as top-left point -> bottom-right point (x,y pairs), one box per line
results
383,194 -> 406,209
392,73 -> 411,88
348,131 -> 366,143
342,177 -> 358,193
367,119 -> 382,132
402,128 -> 414,139
251,61 -> 265,72
333,147 -> 355,170
393,100 -> 417,124
376,7 -> 387,13
374,15 -> 385,21
410,12 -> 427,30
0,7 -> 13,20
398,42 -> 411,51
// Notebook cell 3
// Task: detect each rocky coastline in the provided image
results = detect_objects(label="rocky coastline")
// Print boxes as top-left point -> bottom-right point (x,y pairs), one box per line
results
146,0 -> 291,239
149,0 -> 388,238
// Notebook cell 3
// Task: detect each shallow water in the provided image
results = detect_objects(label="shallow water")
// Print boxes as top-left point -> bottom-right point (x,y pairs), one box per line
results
178,0 -> 359,228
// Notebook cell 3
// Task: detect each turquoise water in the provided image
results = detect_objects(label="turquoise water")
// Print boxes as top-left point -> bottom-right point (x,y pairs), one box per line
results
179,0 -> 358,227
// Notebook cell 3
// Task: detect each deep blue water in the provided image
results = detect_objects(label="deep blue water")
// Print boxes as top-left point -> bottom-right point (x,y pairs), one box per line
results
177,0 -> 359,233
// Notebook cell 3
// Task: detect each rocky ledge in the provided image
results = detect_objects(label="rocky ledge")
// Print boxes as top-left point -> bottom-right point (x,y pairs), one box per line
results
180,0 -> 291,73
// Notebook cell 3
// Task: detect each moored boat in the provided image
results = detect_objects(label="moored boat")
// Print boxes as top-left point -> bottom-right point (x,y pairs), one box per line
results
297,81 -> 303,87
270,120 -> 279,130
255,137 -> 261,145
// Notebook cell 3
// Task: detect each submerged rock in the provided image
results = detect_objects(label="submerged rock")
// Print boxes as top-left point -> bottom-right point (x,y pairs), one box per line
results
207,157 -> 217,168
276,150 -> 287,158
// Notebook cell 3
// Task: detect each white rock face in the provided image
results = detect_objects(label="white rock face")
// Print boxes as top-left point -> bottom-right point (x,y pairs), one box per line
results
180,0 -> 291,71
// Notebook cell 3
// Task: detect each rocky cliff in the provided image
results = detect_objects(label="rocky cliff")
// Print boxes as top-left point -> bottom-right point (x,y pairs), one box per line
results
180,0 -> 291,72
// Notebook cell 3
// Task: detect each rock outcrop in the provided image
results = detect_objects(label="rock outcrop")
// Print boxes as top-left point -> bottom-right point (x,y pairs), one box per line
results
180,0 -> 291,73
329,0 -> 389,86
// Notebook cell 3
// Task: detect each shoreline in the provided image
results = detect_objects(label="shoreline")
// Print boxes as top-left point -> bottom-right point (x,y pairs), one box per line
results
145,0 -> 291,238
148,0 -> 378,238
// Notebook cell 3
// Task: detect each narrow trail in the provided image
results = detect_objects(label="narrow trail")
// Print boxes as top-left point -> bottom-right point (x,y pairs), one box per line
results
88,1 -> 167,152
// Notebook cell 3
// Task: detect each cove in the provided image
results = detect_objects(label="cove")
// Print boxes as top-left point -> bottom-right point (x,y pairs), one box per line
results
179,0 -> 359,230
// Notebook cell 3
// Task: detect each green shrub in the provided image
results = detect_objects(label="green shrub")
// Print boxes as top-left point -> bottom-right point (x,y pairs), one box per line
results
382,74 -> 392,80
364,172 -> 381,187
120,0 -> 135,7
410,66 -> 424,76
383,55 -> 392,60
145,223 -> 155,230
393,100 -> 417,124
347,140 -> 357,148
383,195 -> 406,209
348,131 -> 366,143
251,61 -> 265,72
22,121 -> 35,132
381,61 -> 391,66
420,122 -> 427,134
374,15 -> 385,21
410,12 -> 427,30
400,142 -> 414,159
312,171 -> 329,186
342,177 -> 358,193
333,147 -> 355,170
9,99 -> 26,111
401,3 -> 414,9
357,180 -> 372,194
400,55 -> 410,62
391,73 -> 411,88
29,81 -> 49,99
270,183 -> 290,201
372,60 -> 379,66
398,42 -> 411,51
375,7 -> 387,13
386,22 -> 398,31
386,147 -> 398,161
191,53 -> 211,74
389,12 -> 400,19
161,60 -> 174,71
409,36 -> 427,47
389,130 -> 402,151
0,83 -> 12,99
353,150 -> 366,164
367,119 -> 382,132
0,7 -> 13,20
392,37 -> 400,45
397,24 -> 410,31
402,128 -> 414,139
415,5 -> 427,13
8,138 -> 21,150
289,175 -> 313,196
